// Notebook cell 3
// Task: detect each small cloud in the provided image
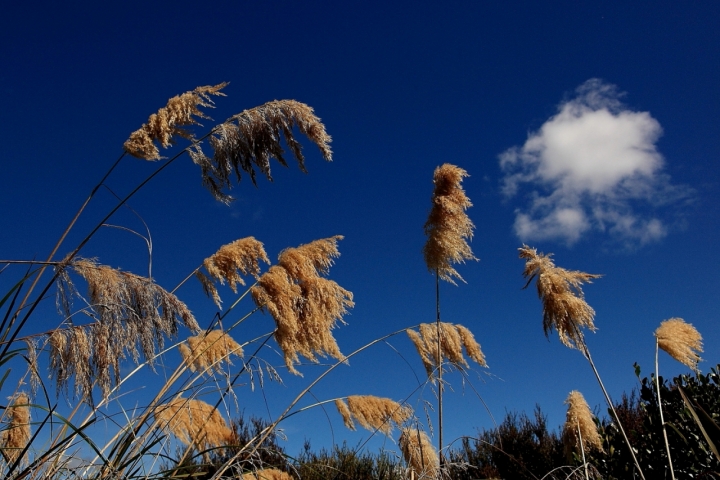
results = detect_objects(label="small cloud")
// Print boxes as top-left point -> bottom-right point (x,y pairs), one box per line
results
500,79 -> 690,246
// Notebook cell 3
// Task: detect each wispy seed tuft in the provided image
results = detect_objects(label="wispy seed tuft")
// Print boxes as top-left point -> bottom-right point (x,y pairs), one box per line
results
562,390 -> 603,458
399,427 -> 439,479
241,469 -> 293,480
423,163 -> 477,284
155,397 -> 232,452
0,393 -> 31,465
335,395 -> 413,435
407,322 -> 487,379
655,317 -> 703,372
179,329 -> 243,373
519,245 -> 601,350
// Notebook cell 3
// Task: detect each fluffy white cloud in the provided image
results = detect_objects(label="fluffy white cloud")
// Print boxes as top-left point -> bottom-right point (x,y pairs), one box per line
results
500,79 -> 686,246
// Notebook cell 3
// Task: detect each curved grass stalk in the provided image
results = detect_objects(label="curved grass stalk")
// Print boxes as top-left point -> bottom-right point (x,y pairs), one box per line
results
656,338 -> 676,480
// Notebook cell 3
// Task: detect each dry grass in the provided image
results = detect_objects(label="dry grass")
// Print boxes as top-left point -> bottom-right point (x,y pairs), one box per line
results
519,245 -> 601,350
124,83 -> 228,160
196,237 -> 270,308
399,427 -> 439,479
407,322 -> 487,378
251,237 -> 353,375
155,397 -> 232,452
0,393 -> 31,465
335,395 -> 413,435
655,317 -> 703,372
562,390 -> 603,458
50,259 -> 201,402
423,163 -> 476,284
189,99 -> 333,203
241,468 -> 292,480
179,329 -> 243,373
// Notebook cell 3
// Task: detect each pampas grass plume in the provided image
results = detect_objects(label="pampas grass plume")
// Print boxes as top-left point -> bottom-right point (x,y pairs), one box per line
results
655,317 -> 703,372
241,468 -> 292,480
335,396 -> 412,435
399,428 -> 439,479
179,330 -> 243,373
407,322 -> 487,378
519,245 -> 601,350
562,390 -> 603,458
423,164 -> 476,284
0,393 -> 31,464
155,398 -> 232,451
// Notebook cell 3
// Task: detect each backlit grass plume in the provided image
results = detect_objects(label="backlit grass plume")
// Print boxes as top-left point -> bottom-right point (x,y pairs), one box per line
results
155,397 -> 232,452
124,83 -> 228,160
407,322 -> 487,378
241,469 -> 292,480
189,99 -> 333,203
562,390 -> 603,458
334,395 -> 413,435
196,237 -> 270,308
519,245 -> 601,350
179,329 -> 243,373
251,236 -> 353,375
655,317 -> 703,372
50,259 -> 200,402
423,163 -> 476,284
0,393 -> 31,465
399,427 -> 440,480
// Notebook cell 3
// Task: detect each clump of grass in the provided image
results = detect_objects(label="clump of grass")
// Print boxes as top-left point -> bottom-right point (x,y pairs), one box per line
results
407,322 -> 487,378
519,245 -> 601,350
155,397 -> 232,452
399,427 -> 439,479
562,390 -> 603,458
334,395 -> 413,435
124,83 -> 228,161
0,393 -> 31,465
423,163 -> 477,284
179,329 -> 243,373
196,236 -> 270,308
655,317 -> 703,372
241,468 -> 292,480
251,236 -> 353,375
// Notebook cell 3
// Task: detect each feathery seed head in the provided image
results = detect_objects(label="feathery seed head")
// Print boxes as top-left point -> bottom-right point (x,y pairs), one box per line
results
399,427 -> 439,479
189,99 -> 332,203
407,322 -> 487,379
155,398 -> 232,452
198,237 -> 270,308
179,330 -> 243,373
562,390 -> 603,458
423,163 -> 477,284
336,396 -> 412,435
519,245 -> 601,350
241,469 -> 292,480
251,237 -> 353,375
335,399 -> 355,431
0,393 -> 31,464
655,317 -> 703,372
124,83 -> 228,160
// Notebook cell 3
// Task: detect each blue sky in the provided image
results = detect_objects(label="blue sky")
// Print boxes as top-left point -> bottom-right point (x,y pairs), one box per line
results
1,0 -> 719,462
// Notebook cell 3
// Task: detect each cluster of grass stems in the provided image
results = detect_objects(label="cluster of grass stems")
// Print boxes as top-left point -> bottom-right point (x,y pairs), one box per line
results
0,82 -> 714,480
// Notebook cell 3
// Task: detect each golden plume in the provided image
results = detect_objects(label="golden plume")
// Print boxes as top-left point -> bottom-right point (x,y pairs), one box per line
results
335,395 -> 413,435
155,397 -> 232,452
0,393 -> 31,465
251,236 -> 353,375
407,322 -> 487,378
562,390 -> 603,458
196,237 -> 270,308
399,427 -> 439,479
241,469 -> 292,480
519,245 -> 601,350
179,329 -> 243,373
124,83 -> 228,160
423,163 -> 476,284
655,317 -> 703,372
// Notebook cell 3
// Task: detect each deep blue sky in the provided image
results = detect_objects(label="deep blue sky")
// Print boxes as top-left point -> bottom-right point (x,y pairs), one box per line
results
2,0 -> 719,461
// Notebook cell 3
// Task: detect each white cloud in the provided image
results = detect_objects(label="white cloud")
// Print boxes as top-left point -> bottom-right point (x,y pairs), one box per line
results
500,79 -> 687,246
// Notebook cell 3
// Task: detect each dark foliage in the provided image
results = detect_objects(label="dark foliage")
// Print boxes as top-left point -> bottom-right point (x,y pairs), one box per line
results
294,440 -> 403,480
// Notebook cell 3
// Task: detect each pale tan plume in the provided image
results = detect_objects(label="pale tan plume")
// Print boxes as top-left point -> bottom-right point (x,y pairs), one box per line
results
423,163 -> 477,284
241,469 -> 292,480
179,329 -> 243,373
197,237 -> 270,308
519,245 -> 601,350
407,322 -> 487,378
562,390 -> 603,458
399,427 -> 439,479
188,99 -> 333,203
124,83 -> 228,160
335,396 -> 413,435
0,393 -> 31,464
251,237 -> 353,375
155,397 -> 232,452
655,317 -> 703,372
